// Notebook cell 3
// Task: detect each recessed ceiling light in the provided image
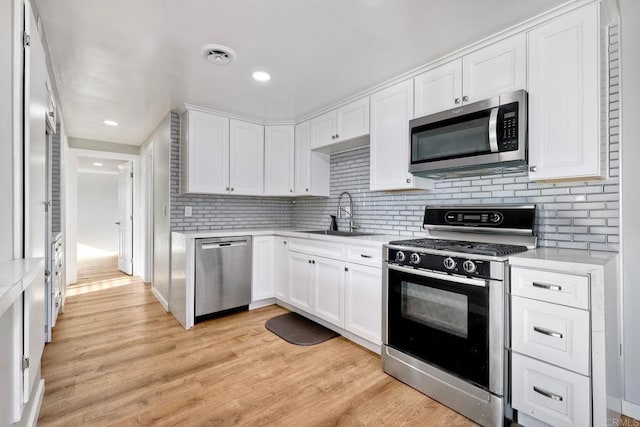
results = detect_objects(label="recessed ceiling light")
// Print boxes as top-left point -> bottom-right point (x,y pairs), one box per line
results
104,120 -> 118,126
252,71 -> 271,82
93,162 -> 103,167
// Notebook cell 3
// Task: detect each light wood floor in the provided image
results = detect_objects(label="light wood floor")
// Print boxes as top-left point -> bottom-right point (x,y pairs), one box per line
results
67,256 -> 132,297
39,260 -> 477,426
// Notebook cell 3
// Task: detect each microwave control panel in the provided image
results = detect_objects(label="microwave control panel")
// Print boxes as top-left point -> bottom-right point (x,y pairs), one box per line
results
497,102 -> 519,152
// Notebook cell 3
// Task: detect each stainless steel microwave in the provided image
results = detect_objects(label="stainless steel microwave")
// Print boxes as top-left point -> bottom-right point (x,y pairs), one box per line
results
409,89 -> 527,178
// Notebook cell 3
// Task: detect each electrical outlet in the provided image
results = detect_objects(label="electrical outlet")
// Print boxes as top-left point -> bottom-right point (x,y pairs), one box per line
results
184,206 -> 192,217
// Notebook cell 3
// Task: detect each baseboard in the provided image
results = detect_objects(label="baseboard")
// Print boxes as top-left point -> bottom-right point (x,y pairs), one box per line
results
622,400 -> 640,420
249,298 -> 276,310
17,379 -> 44,427
151,286 -> 169,311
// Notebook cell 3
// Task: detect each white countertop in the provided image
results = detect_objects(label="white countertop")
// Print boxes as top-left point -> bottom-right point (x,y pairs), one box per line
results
0,258 -> 44,317
171,228 -> 401,247
509,247 -> 618,273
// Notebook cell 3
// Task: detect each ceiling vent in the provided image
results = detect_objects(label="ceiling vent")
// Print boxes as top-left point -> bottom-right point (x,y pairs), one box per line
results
201,44 -> 236,65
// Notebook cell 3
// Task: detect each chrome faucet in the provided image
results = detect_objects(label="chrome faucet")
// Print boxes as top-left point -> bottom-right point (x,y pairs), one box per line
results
337,191 -> 358,232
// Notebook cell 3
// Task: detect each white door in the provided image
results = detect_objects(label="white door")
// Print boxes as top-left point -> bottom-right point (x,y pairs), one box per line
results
229,119 -> 264,195
264,125 -> 295,196
414,59 -> 462,118
274,238 -> 290,302
462,33 -> 526,103
117,162 -> 133,275
309,110 -> 336,150
288,251 -> 311,311
251,236 -> 275,301
336,97 -> 369,142
312,256 -> 345,328
345,263 -> 382,345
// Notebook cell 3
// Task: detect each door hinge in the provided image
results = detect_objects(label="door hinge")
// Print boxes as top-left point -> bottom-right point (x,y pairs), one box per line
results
23,32 -> 30,48
22,357 -> 30,371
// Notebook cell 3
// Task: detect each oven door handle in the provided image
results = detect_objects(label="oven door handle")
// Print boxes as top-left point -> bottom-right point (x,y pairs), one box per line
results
386,263 -> 487,287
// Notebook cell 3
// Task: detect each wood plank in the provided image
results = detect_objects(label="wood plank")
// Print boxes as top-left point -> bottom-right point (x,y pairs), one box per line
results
39,258 -> 476,426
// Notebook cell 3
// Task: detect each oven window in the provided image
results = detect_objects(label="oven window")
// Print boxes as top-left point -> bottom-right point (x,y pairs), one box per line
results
411,110 -> 491,164
402,282 -> 468,339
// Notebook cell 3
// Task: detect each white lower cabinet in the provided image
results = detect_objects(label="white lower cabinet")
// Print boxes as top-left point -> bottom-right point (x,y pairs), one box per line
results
344,263 -> 382,345
251,236 -> 275,301
312,256 -> 345,328
274,237 -> 290,303
288,251 -> 313,312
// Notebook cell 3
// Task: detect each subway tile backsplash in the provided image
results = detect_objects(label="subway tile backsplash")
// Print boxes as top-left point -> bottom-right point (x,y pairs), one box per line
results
170,23 -> 619,252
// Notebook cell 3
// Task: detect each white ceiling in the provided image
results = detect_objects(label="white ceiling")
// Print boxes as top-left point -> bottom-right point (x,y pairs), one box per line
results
77,156 -> 129,174
36,0 -> 568,145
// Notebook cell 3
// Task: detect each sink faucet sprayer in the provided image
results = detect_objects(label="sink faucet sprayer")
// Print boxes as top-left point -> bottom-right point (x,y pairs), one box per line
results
337,191 -> 358,232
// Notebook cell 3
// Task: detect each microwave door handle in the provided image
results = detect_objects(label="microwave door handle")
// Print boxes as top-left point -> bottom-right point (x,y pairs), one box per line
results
489,107 -> 499,153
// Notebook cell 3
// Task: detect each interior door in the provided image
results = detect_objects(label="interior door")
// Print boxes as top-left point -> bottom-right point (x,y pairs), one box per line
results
117,162 -> 133,275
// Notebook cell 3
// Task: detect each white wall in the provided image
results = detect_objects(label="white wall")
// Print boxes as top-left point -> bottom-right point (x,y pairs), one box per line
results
620,0 -> 640,415
77,171 -> 119,255
0,0 -> 14,262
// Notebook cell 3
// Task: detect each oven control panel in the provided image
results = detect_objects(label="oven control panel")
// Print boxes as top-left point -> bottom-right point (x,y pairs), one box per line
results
389,249 -> 491,279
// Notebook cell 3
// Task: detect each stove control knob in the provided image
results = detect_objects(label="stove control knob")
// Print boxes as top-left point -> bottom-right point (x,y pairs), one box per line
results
409,253 -> 421,265
443,257 -> 456,270
395,251 -> 406,263
463,260 -> 477,273
489,212 -> 502,223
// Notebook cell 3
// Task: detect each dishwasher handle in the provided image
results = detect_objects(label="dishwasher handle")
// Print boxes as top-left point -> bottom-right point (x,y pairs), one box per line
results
200,241 -> 248,250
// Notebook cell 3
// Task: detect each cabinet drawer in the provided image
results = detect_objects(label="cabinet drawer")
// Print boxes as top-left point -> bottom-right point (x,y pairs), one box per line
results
289,238 -> 346,260
511,267 -> 589,309
512,353 -> 590,427
346,244 -> 382,268
512,296 -> 590,375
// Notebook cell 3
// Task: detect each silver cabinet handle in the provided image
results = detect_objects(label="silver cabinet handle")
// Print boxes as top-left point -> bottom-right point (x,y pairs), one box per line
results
462,95 -> 468,102
529,165 -> 537,172
360,254 -> 373,259
533,386 -> 563,402
532,282 -> 562,292
533,326 -> 563,339
454,98 -> 461,104
114,221 -> 121,225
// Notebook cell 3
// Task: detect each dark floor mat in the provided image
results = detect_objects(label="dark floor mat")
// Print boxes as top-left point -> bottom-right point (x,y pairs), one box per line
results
265,312 -> 339,346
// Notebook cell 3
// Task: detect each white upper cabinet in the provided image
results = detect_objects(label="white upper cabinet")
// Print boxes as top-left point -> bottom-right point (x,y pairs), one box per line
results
414,59 -> 462,118
310,97 -> 369,151
527,3 -> 602,181
264,125 -> 295,195
229,119 -> 264,195
180,109 -> 229,194
370,80 -> 434,191
294,121 -> 330,197
414,33 -> 526,118
462,33 -> 526,103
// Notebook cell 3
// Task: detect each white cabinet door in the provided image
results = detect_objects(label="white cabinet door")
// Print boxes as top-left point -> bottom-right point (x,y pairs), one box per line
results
229,119 -> 264,195
288,251 -> 312,311
264,125 -> 295,196
370,80 -> 433,191
274,237 -> 290,302
336,97 -> 369,142
251,236 -> 275,301
463,33 -> 526,103
345,263 -> 382,345
312,256 -> 345,328
527,4 -> 601,181
23,270 -> 44,404
414,59 -> 462,118
182,110 -> 229,194
309,110 -> 337,150
294,121 -> 330,197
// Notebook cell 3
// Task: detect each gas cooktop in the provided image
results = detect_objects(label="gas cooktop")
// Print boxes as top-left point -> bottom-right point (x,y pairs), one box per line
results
388,238 -> 529,257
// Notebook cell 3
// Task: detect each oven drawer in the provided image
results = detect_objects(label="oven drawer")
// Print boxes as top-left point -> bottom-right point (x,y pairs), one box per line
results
512,353 -> 590,427
346,244 -> 382,268
510,267 -> 589,309
512,296 -> 590,375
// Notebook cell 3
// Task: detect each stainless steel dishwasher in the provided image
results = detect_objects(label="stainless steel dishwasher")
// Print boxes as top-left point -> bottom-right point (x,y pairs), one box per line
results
195,236 -> 252,321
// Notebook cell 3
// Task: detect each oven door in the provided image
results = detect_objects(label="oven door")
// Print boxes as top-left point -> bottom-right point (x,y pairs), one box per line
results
384,264 -> 490,390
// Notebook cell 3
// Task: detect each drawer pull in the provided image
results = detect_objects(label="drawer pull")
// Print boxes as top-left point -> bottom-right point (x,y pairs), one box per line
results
533,326 -> 563,339
360,254 -> 373,259
533,386 -> 564,402
532,282 -> 562,292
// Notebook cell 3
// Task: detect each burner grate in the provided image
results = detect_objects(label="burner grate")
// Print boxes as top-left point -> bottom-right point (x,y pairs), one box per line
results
389,238 -> 528,257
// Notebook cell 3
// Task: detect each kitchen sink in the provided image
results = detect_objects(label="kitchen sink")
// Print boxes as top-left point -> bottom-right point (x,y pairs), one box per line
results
300,230 -> 377,237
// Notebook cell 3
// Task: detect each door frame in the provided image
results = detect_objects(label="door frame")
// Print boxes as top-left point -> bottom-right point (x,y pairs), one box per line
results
64,148 -> 141,284
140,142 -> 153,284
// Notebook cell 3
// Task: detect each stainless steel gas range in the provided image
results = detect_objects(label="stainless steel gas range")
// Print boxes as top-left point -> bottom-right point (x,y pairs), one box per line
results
382,205 -> 537,426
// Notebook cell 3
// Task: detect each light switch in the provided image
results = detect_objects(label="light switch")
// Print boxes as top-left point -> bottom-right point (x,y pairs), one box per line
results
184,206 -> 192,217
